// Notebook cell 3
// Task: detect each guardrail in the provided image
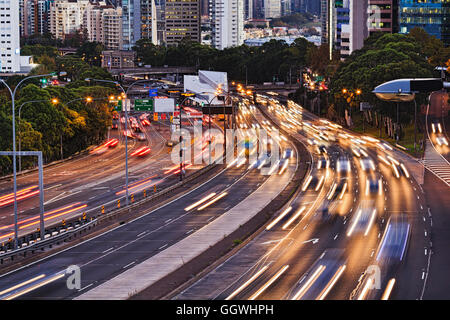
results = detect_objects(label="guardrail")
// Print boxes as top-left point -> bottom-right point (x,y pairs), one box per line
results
0,162 -> 219,264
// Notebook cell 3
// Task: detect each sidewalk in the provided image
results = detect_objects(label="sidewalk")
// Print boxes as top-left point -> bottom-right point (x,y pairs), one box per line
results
76,159 -> 297,299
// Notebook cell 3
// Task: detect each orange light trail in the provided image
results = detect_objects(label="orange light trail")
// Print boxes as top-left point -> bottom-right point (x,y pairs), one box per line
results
0,202 -> 82,231
0,188 -> 40,207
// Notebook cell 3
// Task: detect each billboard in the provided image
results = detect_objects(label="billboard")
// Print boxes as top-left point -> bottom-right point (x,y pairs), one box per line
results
154,97 -> 175,113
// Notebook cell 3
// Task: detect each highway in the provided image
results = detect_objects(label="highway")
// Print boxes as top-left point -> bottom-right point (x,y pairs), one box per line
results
0,111 -> 207,241
175,94 -> 431,300
0,106 -> 296,300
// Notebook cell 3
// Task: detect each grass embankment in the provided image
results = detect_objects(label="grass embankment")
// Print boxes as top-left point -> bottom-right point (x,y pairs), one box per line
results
349,113 -> 424,158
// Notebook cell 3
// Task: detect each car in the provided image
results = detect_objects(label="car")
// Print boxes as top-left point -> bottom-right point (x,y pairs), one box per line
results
360,157 -> 375,171
436,135 -> 448,146
131,146 -> 151,157
136,132 -> 146,141
431,120 -> 442,134
365,177 -> 381,196
112,122 -> 118,129
347,202 -> 377,237
317,157 -> 328,169
337,157 -> 351,174
166,140 -> 174,147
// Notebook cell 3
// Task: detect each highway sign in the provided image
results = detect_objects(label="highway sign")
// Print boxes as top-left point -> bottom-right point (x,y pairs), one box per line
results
135,99 -> 154,111
360,102 -> 372,111
149,88 -> 158,97
153,113 -> 158,121
154,97 -> 175,112
161,113 -> 167,120
117,99 -> 131,111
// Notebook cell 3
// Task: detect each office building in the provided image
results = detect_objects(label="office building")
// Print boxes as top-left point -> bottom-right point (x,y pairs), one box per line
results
122,0 -> 141,49
165,0 -> 200,45
20,0 -> 51,37
399,0 -> 449,46
264,0 -> 281,18
368,0 -> 398,35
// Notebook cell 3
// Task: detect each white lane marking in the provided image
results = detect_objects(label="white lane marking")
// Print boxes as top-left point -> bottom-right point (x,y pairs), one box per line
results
137,231 -> 147,237
44,184 -> 62,191
186,229 -> 194,234
123,261 -> 136,269
159,244 -> 168,250
78,283 -> 94,292
102,247 -> 114,254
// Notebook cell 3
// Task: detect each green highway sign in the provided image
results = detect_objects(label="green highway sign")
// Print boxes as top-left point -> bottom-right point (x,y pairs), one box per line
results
115,100 -> 122,111
134,99 -> 154,111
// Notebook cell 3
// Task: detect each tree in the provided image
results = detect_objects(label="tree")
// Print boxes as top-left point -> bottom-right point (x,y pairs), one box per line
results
76,41 -> 105,67
329,32 -> 434,133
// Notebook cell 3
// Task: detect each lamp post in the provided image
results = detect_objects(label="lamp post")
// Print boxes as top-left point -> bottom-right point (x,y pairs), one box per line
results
341,88 -> 362,124
85,78 -> 161,205
17,99 -> 49,172
0,72 -> 66,249
196,91 -> 222,165
85,78 -> 131,205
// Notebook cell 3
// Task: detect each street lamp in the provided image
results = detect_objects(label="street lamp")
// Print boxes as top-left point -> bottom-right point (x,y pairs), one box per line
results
341,88 -> 362,120
17,99 -> 52,172
85,77 -> 166,203
195,91 -> 223,165
0,71 -> 66,249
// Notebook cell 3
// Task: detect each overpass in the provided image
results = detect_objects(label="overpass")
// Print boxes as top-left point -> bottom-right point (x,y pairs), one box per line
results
110,66 -> 197,77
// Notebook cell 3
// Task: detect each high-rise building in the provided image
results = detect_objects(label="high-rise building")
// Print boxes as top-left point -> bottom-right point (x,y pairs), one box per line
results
0,0 -> 21,73
211,0 -> 244,50
399,0 -> 449,46
122,0 -> 141,49
368,0 -> 398,35
244,0 -> 254,19
140,0 -> 165,45
103,6 -> 123,49
281,0 -> 291,16
264,0 -> 281,18
165,0 -> 200,45
84,2 -> 123,49
20,0 -> 51,37
322,0 -> 369,59
201,0 -> 209,16
49,0 -> 91,39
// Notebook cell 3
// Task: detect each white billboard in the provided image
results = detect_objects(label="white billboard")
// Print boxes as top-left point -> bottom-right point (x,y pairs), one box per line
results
154,97 -> 175,112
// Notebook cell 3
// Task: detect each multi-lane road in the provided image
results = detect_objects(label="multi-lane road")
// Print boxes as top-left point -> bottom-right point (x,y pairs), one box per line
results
0,104 -> 296,299
0,90 -> 448,300
175,95 -> 437,300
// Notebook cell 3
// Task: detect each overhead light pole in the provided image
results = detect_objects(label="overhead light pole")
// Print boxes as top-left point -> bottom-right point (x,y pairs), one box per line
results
373,78 -> 450,152
0,71 -> 66,249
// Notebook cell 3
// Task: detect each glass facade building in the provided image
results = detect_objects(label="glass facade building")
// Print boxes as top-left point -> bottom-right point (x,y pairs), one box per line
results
399,0 -> 450,45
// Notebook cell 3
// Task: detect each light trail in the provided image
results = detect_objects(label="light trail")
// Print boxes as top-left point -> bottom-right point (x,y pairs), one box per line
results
225,266 -> 269,300
184,193 -> 217,211
291,265 -> 326,300
249,265 -> 289,300
266,206 -> 292,231
282,206 -> 306,230
316,265 -> 346,300
3,273 -> 65,300
197,192 -> 228,211
381,278 -> 396,300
